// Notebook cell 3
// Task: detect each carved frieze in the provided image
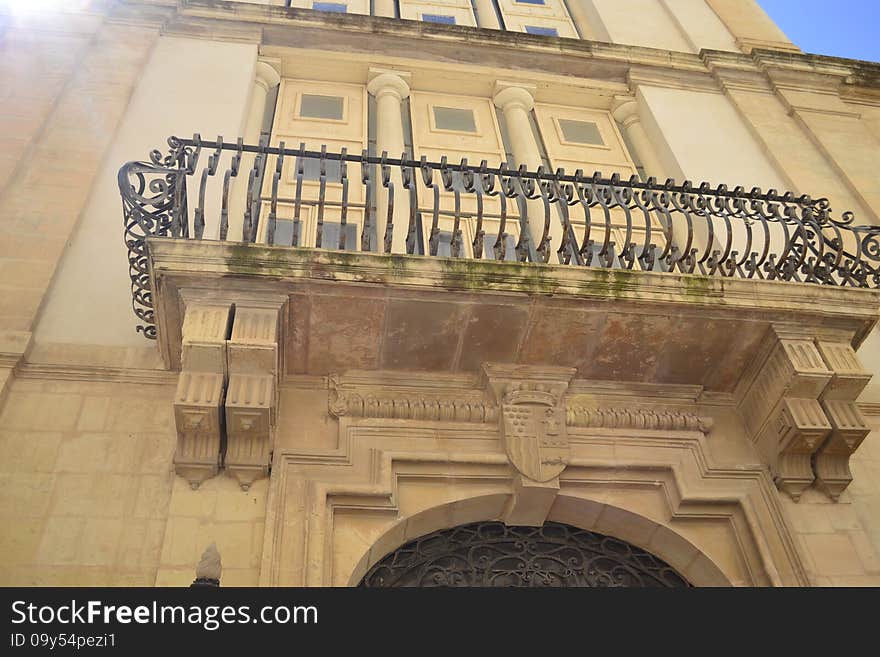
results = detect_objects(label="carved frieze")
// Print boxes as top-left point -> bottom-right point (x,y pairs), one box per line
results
566,406 -> 714,433
328,375 -> 496,423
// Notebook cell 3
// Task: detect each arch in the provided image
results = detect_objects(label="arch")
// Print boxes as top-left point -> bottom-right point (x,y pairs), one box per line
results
360,521 -> 691,587
347,493 -> 730,587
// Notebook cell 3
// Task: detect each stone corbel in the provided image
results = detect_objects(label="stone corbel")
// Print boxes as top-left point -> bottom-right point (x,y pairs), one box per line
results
483,364 -> 576,526
759,397 -> 831,501
173,303 -> 232,489
737,326 -> 833,500
813,340 -> 872,500
224,301 -> 285,491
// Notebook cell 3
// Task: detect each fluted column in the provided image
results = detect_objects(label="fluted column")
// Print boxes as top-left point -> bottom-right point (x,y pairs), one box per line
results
611,96 -> 665,180
230,60 -> 281,243
493,83 -> 563,261
473,0 -> 501,29
373,0 -> 396,18
367,70 -> 411,254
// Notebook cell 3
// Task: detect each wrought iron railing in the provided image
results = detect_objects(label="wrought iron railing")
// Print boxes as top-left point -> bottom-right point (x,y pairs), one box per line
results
120,135 -> 880,339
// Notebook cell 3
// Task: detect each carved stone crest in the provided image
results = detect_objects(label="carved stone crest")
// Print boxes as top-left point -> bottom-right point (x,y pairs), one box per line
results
501,385 -> 569,482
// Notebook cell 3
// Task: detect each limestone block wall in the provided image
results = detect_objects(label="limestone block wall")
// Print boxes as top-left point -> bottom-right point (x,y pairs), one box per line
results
0,9 -> 159,336
155,477 -> 268,587
0,369 -> 272,586
34,35 -> 257,348
0,376 -> 176,586
781,423 -> 880,585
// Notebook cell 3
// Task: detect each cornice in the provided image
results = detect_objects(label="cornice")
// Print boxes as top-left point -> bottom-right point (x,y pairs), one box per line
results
148,239 -> 880,330
15,362 -> 176,386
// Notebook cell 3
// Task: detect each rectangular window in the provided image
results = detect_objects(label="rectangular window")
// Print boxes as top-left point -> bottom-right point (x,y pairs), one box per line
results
299,94 -> 345,121
432,106 -> 477,133
312,2 -> 347,12
557,119 -> 604,146
295,156 -> 342,181
516,0 -> 546,4
423,14 -> 456,25
525,26 -> 558,37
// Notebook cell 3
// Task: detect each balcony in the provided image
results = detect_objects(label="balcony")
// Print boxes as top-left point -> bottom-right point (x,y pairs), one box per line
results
119,135 -> 880,389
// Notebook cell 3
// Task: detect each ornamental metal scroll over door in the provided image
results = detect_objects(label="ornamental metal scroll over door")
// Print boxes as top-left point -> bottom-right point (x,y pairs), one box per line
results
359,521 -> 691,587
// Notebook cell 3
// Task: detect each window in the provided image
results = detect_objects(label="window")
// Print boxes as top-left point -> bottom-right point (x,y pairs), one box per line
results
295,156 -> 342,182
423,14 -> 456,25
312,2 -> 347,12
299,94 -> 345,121
432,106 -> 477,133
525,26 -> 558,37
516,0 -> 546,4
557,119 -> 604,146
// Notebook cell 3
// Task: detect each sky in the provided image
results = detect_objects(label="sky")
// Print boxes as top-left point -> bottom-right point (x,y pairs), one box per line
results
758,0 -> 880,62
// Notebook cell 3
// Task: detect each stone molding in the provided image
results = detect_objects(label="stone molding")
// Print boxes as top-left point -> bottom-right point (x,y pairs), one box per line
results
264,420 -> 810,586
566,406 -> 714,433
327,366 -> 717,528
0,330 -> 33,406
328,370 -> 716,435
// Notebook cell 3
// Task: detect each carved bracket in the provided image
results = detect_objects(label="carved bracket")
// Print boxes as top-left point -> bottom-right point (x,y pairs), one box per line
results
173,304 -> 232,489
737,326 -> 872,501
225,304 -> 283,491
172,295 -> 285,491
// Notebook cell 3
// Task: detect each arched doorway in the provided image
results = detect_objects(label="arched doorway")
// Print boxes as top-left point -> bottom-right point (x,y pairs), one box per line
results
359,521 -> 691,587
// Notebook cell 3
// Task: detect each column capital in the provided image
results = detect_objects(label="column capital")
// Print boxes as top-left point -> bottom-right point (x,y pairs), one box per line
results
492,82 -> 535,113
254,60 -> 281,92
367,69 -> 411,101
611,96 -> 640,127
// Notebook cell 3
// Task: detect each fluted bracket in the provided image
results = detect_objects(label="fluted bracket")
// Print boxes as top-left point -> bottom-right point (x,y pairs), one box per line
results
738,326 -> 873,501
225,301 -> 285,490
173,303 -> 232,489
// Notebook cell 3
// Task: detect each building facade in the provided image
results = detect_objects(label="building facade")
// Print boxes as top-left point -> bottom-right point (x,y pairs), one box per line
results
2,0 -> 880,586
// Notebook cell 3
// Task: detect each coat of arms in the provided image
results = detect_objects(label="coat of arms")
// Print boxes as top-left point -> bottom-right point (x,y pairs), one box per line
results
501,386 -> 569,482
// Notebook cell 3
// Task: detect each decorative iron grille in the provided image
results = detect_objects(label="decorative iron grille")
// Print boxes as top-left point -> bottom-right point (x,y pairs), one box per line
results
120,134 -> 880,339
359,521 -> 691,587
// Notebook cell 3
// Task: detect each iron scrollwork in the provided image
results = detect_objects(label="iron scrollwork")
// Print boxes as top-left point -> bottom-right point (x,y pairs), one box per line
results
360,521 -> 691,587
120,135 -> 880,340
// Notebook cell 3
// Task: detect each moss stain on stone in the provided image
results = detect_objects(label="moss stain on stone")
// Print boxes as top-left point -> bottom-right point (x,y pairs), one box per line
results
222,243 -> 727,303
